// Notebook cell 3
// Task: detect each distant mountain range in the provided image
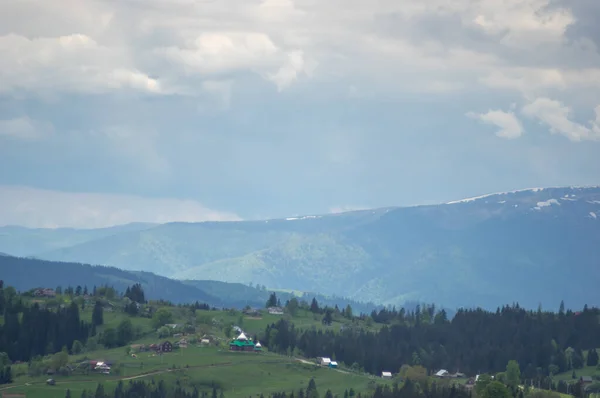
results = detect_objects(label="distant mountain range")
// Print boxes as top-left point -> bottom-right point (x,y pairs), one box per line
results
0,255 -> 382,313
1,186 -> 599,309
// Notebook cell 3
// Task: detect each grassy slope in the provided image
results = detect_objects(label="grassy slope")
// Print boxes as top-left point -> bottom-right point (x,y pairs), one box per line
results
1,298 -> 388,398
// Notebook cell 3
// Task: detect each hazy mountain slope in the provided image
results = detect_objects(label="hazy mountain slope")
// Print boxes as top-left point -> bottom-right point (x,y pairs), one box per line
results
0,222 -> 156,257
173,232 -> 377,296
7,187 -> 600,309
36,209 -> 394,275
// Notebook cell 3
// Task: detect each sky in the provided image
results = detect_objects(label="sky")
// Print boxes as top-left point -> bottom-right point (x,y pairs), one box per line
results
1,0 -> 600,228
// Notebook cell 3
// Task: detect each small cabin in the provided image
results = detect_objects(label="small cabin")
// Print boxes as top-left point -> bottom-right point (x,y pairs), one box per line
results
328,361 -> 338,368
319,357 -> 331,366
382,371 -> 392,379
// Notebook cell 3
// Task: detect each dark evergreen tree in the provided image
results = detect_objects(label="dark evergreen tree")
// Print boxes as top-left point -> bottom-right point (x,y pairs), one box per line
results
266,292 -> 278,308
92,300 -> 104,327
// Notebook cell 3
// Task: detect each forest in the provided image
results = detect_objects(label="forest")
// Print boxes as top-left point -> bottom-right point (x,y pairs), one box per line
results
264,299 -> 600,377
61,376 -> 474,398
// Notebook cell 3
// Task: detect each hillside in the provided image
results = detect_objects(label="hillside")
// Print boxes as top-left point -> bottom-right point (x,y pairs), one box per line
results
2,187 -> 600,309
0,255 -> 381,313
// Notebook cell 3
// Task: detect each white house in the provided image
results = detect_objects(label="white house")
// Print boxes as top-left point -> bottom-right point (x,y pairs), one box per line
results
435,369 -> 449,378
268,307 -> 284,315
319,357 -> 331,366
200,339 -> 210,345
382,371 -> 392,379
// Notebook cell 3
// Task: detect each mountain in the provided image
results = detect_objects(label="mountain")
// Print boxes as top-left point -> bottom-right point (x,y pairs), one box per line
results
0,255 -> 381,313
2,186 -> 600,309
0,222 -> 157,257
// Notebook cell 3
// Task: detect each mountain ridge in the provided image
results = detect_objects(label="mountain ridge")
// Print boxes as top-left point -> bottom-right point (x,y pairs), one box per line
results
1,186 -> 599,309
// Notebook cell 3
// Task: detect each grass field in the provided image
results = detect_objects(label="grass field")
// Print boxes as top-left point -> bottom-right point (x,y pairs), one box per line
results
0,297 -> 393,398
2,345 -> 391,398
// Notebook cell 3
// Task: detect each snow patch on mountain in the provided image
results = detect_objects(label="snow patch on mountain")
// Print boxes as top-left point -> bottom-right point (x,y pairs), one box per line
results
533,199 -> 561,210
285,215 -> 321,221
446,187 -> 545,204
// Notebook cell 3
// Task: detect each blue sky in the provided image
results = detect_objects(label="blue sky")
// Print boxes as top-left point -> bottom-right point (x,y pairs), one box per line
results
1,0 -> 599,228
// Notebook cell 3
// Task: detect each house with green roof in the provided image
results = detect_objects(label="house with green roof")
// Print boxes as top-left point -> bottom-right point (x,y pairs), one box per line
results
229,332 -> 262,352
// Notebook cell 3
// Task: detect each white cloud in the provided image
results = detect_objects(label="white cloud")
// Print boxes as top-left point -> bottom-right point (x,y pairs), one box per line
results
467,109 -> 524,139
0,33 -> 167,96
0,185 -> 241,229
0,117 -> 53,141
1,0 -> 598,100
522,97 -> 600,142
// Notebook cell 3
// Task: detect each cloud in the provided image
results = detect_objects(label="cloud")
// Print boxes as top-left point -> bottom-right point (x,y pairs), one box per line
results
467,109 -> 524,139
0,34 -> 166,96
1,0 -> 600,223
522,98 -> 600,142
0,117 -> 53,141
0,185 -> 241,229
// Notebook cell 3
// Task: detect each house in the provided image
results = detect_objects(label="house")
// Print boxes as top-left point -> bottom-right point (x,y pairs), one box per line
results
382,372 -> 392,379
254,341 -> 263,352
580,376 -> 593,385
435,369 -> 450,378
159,341 -> 173,352
200,339 -> 211,345
329,361 -> 338,368
93,361 -> 111,374
34,288 -> 56,297
229,332 -> 256,352
243,308 -> 261,317
319,357 -> 331,366
176,339 -> 188,348
268,307 -> 284,315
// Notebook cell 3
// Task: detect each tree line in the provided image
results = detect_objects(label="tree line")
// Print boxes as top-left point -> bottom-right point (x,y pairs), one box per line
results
262,302 -> 600,378
0,284 -> 93,362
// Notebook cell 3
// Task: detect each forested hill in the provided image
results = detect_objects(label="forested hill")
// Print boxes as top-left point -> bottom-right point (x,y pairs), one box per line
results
0,255 -> 382,313
264,303 -> 600,379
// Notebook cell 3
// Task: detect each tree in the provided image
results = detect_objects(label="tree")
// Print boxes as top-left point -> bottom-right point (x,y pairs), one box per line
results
481,381 -> 511,398
476,374 -> 494,396
101,328 -> 118,348
405,365 -> 428,384
71,340 -> 84,355
266,293 -> 278,308
322,310 -> 333,326
587,349 -> 599,367
345,304 -> 353,319
92,301 -> 104,326
506,360 -> 521,390
306,377 -> 319,398
117,319 -> 134,346
310,298 -> 320,313
94,383 -> 105,398
286,298 -> 299,316
151,308 -> 174,329
66,389 -> 72,398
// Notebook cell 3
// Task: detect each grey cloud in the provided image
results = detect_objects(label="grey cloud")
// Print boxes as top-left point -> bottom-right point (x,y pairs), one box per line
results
551,0 -> 600,51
